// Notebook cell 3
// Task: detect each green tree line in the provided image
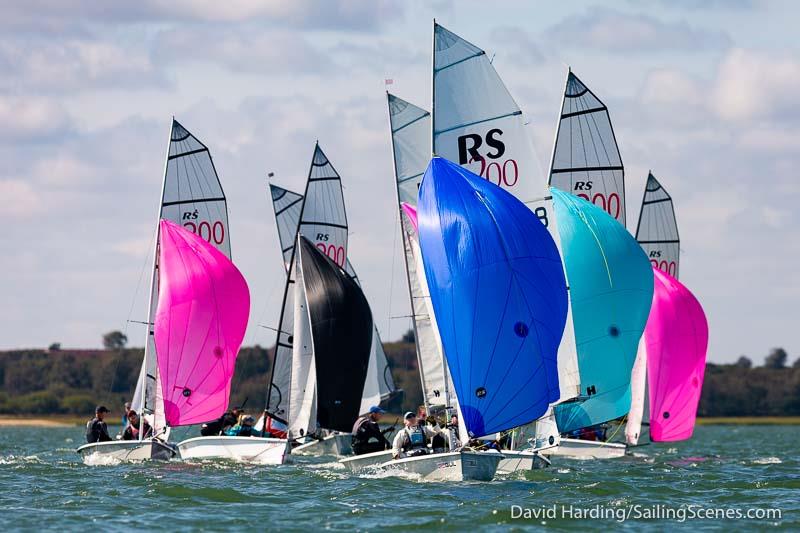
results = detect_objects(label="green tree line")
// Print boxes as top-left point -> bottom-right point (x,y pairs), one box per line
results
0,335 -> 798,417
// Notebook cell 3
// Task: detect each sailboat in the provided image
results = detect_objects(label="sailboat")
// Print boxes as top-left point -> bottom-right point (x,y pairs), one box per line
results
378,157 -> 568,481
626,173 -> 708,445
265,144 -> 369,457
287,236 -> 374,451
429,22 -> 585,468
268,183 -> 398,419
538,70 -> 649,459
78,120 -> 247,463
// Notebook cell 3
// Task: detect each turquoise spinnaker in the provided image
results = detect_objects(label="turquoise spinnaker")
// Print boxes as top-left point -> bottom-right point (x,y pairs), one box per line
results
551,188 -> 654,433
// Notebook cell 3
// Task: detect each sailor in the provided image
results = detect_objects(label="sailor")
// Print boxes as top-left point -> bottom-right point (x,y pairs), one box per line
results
391,411 -> 443,459
200,407 -> 239,436
225,414 -> 263,437
351,406 -> 391,455
85,405 -> 112,443
122,410 -> 152,441
121,402 -> 131,427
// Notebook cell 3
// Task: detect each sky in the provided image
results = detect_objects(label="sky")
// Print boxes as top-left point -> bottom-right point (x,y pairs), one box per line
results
0,0 -> 798,365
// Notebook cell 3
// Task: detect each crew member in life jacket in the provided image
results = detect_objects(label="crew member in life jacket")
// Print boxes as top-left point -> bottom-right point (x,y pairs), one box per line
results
391,411 -> 443,459
85,405 -> 112,444
122,410 -> 153,440
351,406 -> 391,455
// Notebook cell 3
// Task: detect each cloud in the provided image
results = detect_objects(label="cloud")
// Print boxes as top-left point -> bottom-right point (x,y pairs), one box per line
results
545,7 -> 730,53
0,95 -> 72,142
489,26 -> 546,67
155,26 -> 336,75
1,0 -> 402,34
711,48 -> 800,122
0,180 -> 42,217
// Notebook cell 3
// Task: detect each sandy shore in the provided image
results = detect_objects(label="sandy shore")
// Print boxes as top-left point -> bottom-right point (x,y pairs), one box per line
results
0,416 -> 84,427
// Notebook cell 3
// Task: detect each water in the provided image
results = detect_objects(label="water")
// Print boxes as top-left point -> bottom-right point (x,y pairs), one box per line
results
0,425 -> 797,530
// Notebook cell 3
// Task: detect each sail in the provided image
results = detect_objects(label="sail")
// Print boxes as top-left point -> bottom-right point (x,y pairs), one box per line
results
299,237 -> 373,433
133,119 -> 231,433
550,188 -> 654,433
636,172 -> 680,278
418,158 -> 567,437
387,93 -> 448,409
268,183 -> 396,414
429,28 -> 581,404
288,238 -> 317,437
548,71 -> 625,226
626,338 -> 649,445
266,144 -> 348,422
270,184 -> 304,271
154,220 -> 249,427
432,22 -> 543,205
646,268 -> 708,442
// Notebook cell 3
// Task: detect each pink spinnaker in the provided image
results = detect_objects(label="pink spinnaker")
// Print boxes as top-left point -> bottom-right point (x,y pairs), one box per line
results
401,202 -> 418,232
646,267 -> 708,442
154,219 -> 250,427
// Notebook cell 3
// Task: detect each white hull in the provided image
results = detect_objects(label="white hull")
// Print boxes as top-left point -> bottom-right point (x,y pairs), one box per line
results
541,438 -> 626,460
378,451 -> 502,481
176,436 -> 289,464
496,449 -> 551,474
76,438 -> 176,464
293,433 -> 352,457
339,449 -> 393,471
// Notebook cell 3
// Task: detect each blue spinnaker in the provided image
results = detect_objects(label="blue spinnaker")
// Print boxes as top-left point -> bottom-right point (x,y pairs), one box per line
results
550,188 -> 654,433
417,157 -> 567,438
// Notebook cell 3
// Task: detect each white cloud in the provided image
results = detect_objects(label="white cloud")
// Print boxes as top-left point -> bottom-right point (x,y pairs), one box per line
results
545,7 -> 730,53
0,95 -> 71,142
0,179 -> 42,217
712,48 -> 800,122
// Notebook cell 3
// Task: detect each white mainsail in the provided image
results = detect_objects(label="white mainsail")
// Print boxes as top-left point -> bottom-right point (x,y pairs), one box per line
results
132,119 -> 231,435
431,23 -> 580,403
268,183 -> 397,414
635,172 -> 680,277
288,236 -> 318,437
548,70 -> 626,226
266,144 -> 348,423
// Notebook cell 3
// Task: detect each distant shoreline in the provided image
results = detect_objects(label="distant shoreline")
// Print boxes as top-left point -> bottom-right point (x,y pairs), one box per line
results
2,415 -> 799,427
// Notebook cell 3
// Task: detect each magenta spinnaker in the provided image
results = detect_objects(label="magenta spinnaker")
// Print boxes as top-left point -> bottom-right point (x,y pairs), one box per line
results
154,219 -> 250,427
646,267 -> 708,442
400,202 -> 418,232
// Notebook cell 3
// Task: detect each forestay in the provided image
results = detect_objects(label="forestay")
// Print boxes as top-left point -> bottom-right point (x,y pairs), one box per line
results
298,237 -> 373,433
268,183 -> 396,414
550,189 -> 653,434
154,220 -> 249,427
133,119 -> 232,434
635,172 -> 680,278
267,145 -> 348,422
418,158 -> 567,437
549,71 -> 626,226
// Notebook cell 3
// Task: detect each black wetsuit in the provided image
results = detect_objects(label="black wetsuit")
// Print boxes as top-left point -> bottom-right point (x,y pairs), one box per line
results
85,417 -> 112,443
351,416 -> 390,455
122,421 -> 153,440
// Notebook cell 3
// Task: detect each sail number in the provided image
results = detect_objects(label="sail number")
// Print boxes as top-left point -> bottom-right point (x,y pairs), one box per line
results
316,242 -> 345,268
468,157 -> 519,188
576,192 -> 621,220
651,260 -> 677,277
183,221 -> 225,245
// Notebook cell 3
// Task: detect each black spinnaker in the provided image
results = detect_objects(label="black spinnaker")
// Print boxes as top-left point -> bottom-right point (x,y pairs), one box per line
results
298,237 -> 373,433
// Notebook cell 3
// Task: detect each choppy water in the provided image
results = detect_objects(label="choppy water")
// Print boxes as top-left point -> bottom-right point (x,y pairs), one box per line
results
0,425 -> 797,530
